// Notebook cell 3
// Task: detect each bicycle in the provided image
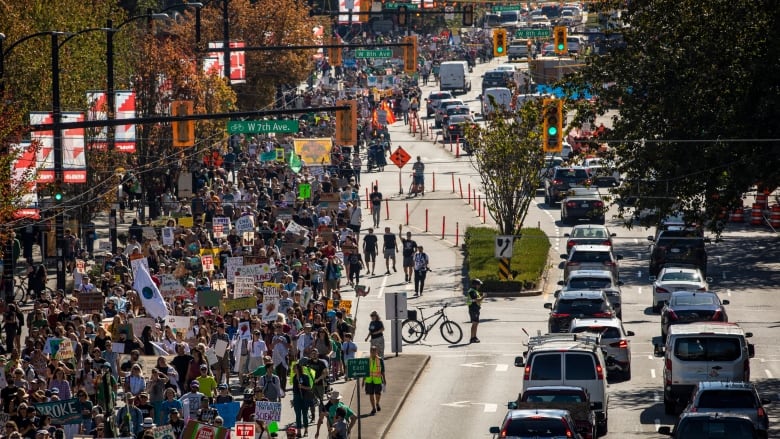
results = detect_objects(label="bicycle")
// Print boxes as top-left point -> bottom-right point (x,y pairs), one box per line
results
14,275 -> 53,305
401,303 -> 463,344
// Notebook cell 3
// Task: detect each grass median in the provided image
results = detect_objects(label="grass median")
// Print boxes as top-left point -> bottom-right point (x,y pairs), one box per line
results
465,226 -> 550,292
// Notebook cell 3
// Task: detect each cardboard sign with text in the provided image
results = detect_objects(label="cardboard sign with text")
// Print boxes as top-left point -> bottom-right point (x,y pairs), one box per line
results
233,276 -> 255,298
220,296 -> 257,313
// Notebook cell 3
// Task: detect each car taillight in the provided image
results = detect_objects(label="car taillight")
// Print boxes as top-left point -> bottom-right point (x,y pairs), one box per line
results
603,261 -> 616,267
561,419 -> 574,438
697,287 -> 707,291
448,125 -> 455,130
551,312 -> 571,318
690,407 -> 697,412
567,262 -> 580,266
524,365 -> 531,380
667,310 -> 678,321
610,340 -> 629,349
712,310 -> 723,321
567,241 -> 576,249
594,201 -> 604,208
596,363 -> 604,380
665,358 -> 672,385
758,406 -> 765,418
602,240 -> 612,246
655,287 -> 669,295
566,201 -> 577,207
593,311 -> 613,318
553,179 -> 563,185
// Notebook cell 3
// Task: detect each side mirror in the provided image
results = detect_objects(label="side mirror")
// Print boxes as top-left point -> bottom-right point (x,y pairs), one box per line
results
554,290 -> 561,298
647,236 -> 655,242
617,281 -> 624,286
745,332 -> 754,338
560,254 -> 568,259
564,233 -> 571,237
514,356 -> 525,367
489,427 -> 500,434
748,344 -> 755,358
557,280 -> 565,285
658,426 -> 672,435
722,300 -> 730,305
626,330 -> 635,336
761,397 -> 772,405
705,277 -> 713,283
544,303 -> 553,309
654,343 -> 665,357
507,401 -> 518,409
648,276 -> 657,282
610,233 -> 616,237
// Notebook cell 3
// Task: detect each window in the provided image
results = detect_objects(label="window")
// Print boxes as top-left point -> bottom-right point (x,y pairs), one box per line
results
565,353 -> 596,380
530,354 -> 561,380
697,390 -> 756,409
505,418 -> 567,436
556,299 -> 607,315
674,338 -> 741,362
570,251 -> 611,263
568,277 -> 612,289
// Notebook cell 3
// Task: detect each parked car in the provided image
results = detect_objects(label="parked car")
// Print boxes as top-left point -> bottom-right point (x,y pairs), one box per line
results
661,291 -> 729,340
564,225 -> 616,253
562,245 -> 622,282
545,290 -> 615,333
683,381 -> 770,437
658,412 -> 759,438
425,91 -> 454,117
570,317 -> 634,380
489,409 -> 584,439
650,265 -> 711,312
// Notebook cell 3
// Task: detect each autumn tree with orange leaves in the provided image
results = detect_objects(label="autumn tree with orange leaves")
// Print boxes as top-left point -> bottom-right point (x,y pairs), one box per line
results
0,93 -> 41,223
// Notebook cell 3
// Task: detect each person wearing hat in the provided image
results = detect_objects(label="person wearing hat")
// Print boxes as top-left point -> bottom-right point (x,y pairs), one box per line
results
196,395 -> 219,424
167,407 -> 186,436
179,381 -> 204,420
364,311 -> 385,358
314,391 -> 355,439
116,394 -> 143,436
214,383 -> 233,404
236,390 -> 256,422
196,363 -> 218,400
290,361 -> 315,437
467,278 -> 484,343
139,418 -> 156,437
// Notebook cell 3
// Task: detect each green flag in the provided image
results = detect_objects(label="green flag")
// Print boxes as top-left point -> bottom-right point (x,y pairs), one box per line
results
260,150 -> 277,162
289,150 -> 303,174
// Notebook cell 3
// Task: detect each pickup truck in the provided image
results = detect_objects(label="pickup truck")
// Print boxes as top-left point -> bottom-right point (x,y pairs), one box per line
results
510,386 -> 598,439
507,39 -> 531,61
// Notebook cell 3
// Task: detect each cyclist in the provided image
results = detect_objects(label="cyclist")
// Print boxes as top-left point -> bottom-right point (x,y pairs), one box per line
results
467,278 -> 484,344
412,156 -> 425,195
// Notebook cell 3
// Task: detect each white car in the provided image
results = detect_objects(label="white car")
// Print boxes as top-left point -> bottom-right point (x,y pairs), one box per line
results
649,265 -> 711,312
570,317 -> 634,379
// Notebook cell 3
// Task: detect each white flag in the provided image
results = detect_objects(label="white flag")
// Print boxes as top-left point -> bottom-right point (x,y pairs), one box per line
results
133,263 -> 169,319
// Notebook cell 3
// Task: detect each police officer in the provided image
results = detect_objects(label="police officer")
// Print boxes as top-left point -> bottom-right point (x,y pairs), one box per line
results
467,279 -> 484,344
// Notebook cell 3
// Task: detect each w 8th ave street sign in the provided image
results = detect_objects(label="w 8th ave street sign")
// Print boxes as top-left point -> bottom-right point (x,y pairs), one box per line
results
515,28 -> 552,38
354,49 -> 393,58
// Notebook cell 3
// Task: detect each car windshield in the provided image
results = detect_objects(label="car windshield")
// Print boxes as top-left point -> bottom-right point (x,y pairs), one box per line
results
697,390 -> 757,409
677,419 -> 755,439
505,418 -> 568,436
555,169 -> 589,180
449,115 -> 472,124
525,392 -> 585,403
568,277 -> 612,289
661,271 -> 702,282
571,326 -> 621,339
670,294 -> 717,306
485,72 -> 505,80
429,93 -> 451,101
557,299 -> 606,314
570,251 -> 612,263
571,228 -> 607,238
674,337 -> 742,362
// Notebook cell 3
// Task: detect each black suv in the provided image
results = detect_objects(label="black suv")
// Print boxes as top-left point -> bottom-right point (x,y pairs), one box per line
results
544,166 -> 591,205
544,290 -> 615,333
481,70 -> 511,90
648,229 -> 708,276
659,412 -> 759,438
561,188 -> 606,225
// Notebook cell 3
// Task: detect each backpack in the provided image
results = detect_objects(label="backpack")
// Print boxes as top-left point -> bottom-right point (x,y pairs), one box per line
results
464,287 -> 476,298
260,375 -> 281,401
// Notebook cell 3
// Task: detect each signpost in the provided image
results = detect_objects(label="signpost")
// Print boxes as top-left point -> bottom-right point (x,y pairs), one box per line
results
384,2 -> 418,9
354,49 -> 393,59
227,120 -> 299,134
495,235 -> 514,280
515,28 -> 552,39
390,146 -> 412,195
492,5 -> 521,12
347,358 -> 370,439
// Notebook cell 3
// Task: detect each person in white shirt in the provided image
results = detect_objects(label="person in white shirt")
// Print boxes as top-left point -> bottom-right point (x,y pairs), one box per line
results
297,324 -> 315,359
247,330 -> 268,384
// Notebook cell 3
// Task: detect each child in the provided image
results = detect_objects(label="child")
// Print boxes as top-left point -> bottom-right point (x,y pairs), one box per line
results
341,333 -> 358,381
329,407 -> 348,439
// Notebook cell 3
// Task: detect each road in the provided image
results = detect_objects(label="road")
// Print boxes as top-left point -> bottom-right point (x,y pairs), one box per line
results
373,56 -> 780,438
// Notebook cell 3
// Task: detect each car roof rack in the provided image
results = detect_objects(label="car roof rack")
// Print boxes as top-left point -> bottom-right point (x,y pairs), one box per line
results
524,333 -> 602,352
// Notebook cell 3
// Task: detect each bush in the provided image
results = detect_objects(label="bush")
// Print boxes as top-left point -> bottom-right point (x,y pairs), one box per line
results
465,226 -> 550,291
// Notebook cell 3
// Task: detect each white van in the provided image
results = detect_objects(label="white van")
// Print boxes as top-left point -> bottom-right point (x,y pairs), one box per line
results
439,61 -> 471,94
656,322 -> 755,415
482,87 -> 512,116
515,333 -> 609,435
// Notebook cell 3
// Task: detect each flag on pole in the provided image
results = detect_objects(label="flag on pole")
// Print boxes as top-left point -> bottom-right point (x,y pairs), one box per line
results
133,263 -> 169,319
289,150 -> 303,174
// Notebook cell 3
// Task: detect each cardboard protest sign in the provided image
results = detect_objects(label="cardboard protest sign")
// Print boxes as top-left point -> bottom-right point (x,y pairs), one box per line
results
213,217 -> 230,239
235,264 -> 274,283
164,316 -> 192,333
220,297 -> 256,313
159,274 -> 187,297
153,425 -> 176,439
260,283 -> 280,321
130,257 -> 150,278
235,216 -> 255,233
242,232 -> 255,247
327,299 -> 353,315
197,290 -> 222,308
211,279 -> 227,293
55,338 -> 75,360
162,227 -> 175,246
254,401 -> 282,422
225,257 -> 244,282
131,318 -> 156,343
143,227 -> 157,240
211,402 -> 240,429
201,255 -> 214,272
33,398 -> 83,424
78,293 -> 104,314
233,276 -> 255,298
178,216 -> 194,228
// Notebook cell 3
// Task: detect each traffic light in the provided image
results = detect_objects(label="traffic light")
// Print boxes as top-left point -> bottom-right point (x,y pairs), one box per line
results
328,37 -> 342,66
554,26 -> 567,55
542,98 -> 563,153
403,35 -> 417,73
493,28 -> 507,57
172,100 -> 195,148
397,5 -> 408,26
53,185 -> 63,203
335,100 -> 357,146
359,0 -> 371,22
462,5 -> 474,26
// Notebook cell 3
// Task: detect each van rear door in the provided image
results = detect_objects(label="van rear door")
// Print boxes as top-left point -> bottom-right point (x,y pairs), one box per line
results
563,352 -> 604,406
672,336 -> 746,383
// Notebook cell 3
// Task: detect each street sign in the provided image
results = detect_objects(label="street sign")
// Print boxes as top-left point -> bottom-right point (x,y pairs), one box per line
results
384,2 -> 418,9
347,358 -> 370,378
389,146 -> 411,168
234,423 -> 255,439
227,120 -> 299,134
354,49 -> 393,58
495,235 -> 513,258
515,28 -> 552,39
444,5 -> 455,20
492,5 -> 521,12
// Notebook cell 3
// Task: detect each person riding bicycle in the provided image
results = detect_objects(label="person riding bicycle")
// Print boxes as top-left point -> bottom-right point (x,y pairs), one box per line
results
27,263 -> 47,301
412,156 -> 425,195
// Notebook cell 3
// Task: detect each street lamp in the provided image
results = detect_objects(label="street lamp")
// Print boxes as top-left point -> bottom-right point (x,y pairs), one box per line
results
193,0 -> 231,82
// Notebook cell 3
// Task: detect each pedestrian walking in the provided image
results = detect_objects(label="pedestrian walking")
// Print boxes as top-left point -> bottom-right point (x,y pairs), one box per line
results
362,228 -> 378,275
400,229 -> 417,283
348,204 -> 362,244
413,246 -> 429,296
382,227 -> 398,275
364,311 -> 385,358
364,346 -> 385,415
291,362 -> 315,437
346,249 -> 363,287
369,186 -> 382,228
400,96 -> 410,125
467,278 -> 484,343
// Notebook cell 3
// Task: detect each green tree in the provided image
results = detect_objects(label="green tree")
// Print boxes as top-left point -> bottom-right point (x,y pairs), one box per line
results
568,0 -> 780,231
464,101 -> 546,235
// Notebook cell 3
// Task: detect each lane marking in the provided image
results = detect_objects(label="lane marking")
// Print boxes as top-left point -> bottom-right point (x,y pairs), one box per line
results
653,391 -> 660,402
638,287 -> 643,295
495,364 -> 509,372
634,238 -> 639,244
637,270 -> 642,278
377,275 -> 389,299
727,289 -> 732,297
483,403 -> 498,413
650,369 -> 656,379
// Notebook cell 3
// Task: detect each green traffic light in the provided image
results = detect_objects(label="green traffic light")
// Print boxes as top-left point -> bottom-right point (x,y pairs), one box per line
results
557,44 -> 564,51
54,193 -> 63,201
548,126 -> 558,136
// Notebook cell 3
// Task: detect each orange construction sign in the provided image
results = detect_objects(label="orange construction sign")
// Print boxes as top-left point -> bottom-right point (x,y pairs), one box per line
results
389,146 -> 411,168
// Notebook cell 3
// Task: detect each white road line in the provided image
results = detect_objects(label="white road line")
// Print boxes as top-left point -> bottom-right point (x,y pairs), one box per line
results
722,272 -> 727,280
483,403 -> 498,413
766,369 -> 774,379
634,238 -> 639,244
637,270 -> 642,278
377,275 -> 389,299
650,369 -> 656,379
638,287 -> 643,295
495,364 -> 509,372
648,355 -> 654,360
727,289 -> 732,297
653,391 -> 660,402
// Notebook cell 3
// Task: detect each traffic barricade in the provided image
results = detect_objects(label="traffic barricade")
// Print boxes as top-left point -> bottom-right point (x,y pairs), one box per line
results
750,203 -> 763,226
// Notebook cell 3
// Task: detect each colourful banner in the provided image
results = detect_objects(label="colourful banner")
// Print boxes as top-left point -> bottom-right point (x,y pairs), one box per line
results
293,138 -> 333,165
180,420 -> 230,439
33,398 -> 83,425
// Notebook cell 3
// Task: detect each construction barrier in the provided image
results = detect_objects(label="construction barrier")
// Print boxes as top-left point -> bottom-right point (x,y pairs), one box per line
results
729,207 -> 744,223
770,204 -> 780,229
750,203 -> 763,226
756,192 -> 769,209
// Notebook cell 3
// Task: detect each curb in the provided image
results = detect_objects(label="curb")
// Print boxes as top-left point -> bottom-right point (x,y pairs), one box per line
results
380,354 -> 431,439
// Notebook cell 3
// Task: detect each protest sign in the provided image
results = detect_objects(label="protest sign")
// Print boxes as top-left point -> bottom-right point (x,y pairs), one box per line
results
78,292 -> 104,314
235,264 -> 274,282
233,423 -> 255,439
212,279 -> 227,293
55,338 -> 74,360
143,227 -> 157,240
131,318 -> 156,342
201,255 -> 214,272
211,403 -> 240,429
164,316 -> 192,333
162,227 -> 175,246
75,259 -> 86,274
225,257 -> 244,282
153,425 -> 175,439
235,216 -> 255,233
159,274 -> 186,297
178,216 -> 194,228
214,339 -> 229,358
233,276 -> 255,298
213,217 -> 230,239
34,398 -> 82,424
327,299 -> 353,315
284,220 -> 307,235
220,297 -> 257,313
237,321 -> 251,339
254,401 -> 282,422
260,283 -> 280,321
197,290 -> 222,308
242,232 -> 255,247
180,420 -> 230,439
130,257 -> 150,278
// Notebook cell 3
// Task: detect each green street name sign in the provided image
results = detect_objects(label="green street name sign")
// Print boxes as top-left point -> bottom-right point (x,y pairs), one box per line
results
384,2 -> 418,9
347,358 -> 370,378
492,5 -> 521,12
354,49 -> 393,59
227,120 -> 299,134
515,28 -> 552,38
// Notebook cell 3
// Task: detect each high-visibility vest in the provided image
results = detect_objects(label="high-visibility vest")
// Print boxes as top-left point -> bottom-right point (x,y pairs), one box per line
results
466,288 -> 481,306
366,358 -> 383,385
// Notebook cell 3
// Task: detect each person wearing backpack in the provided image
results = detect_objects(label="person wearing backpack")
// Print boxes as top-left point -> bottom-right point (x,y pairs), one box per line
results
258,361 -> 283,402
466,278 -> 484,344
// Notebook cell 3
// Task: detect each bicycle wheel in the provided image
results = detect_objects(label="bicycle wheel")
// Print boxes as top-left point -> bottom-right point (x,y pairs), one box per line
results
14,283 -> 26,304
440,320 -> 463,344
401,319 -> 425,344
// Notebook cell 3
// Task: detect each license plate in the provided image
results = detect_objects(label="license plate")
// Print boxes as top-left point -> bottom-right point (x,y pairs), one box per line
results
581,203 -> 589,207
670,248 -> 681,253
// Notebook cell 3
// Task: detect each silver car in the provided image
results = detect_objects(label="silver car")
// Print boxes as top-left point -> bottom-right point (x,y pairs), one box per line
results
561,245 -> 622,282
570,317 -> 634,380
684,381 -> 770,435
649,265 -> 711,312
558,269 -> 623,319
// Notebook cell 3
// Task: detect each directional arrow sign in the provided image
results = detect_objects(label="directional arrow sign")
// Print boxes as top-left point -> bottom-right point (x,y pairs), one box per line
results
441,400 -> 472,408
441,401 -> 499,412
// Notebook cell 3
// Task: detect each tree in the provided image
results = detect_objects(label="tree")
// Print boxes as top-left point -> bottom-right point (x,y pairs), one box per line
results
464,101 -> 546,235
568,0 -> 780,231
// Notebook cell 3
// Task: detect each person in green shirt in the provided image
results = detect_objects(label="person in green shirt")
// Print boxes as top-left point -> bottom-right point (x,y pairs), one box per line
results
96,363 -> 118,413
315,391 -> 356,438
195,364 -> 218,399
